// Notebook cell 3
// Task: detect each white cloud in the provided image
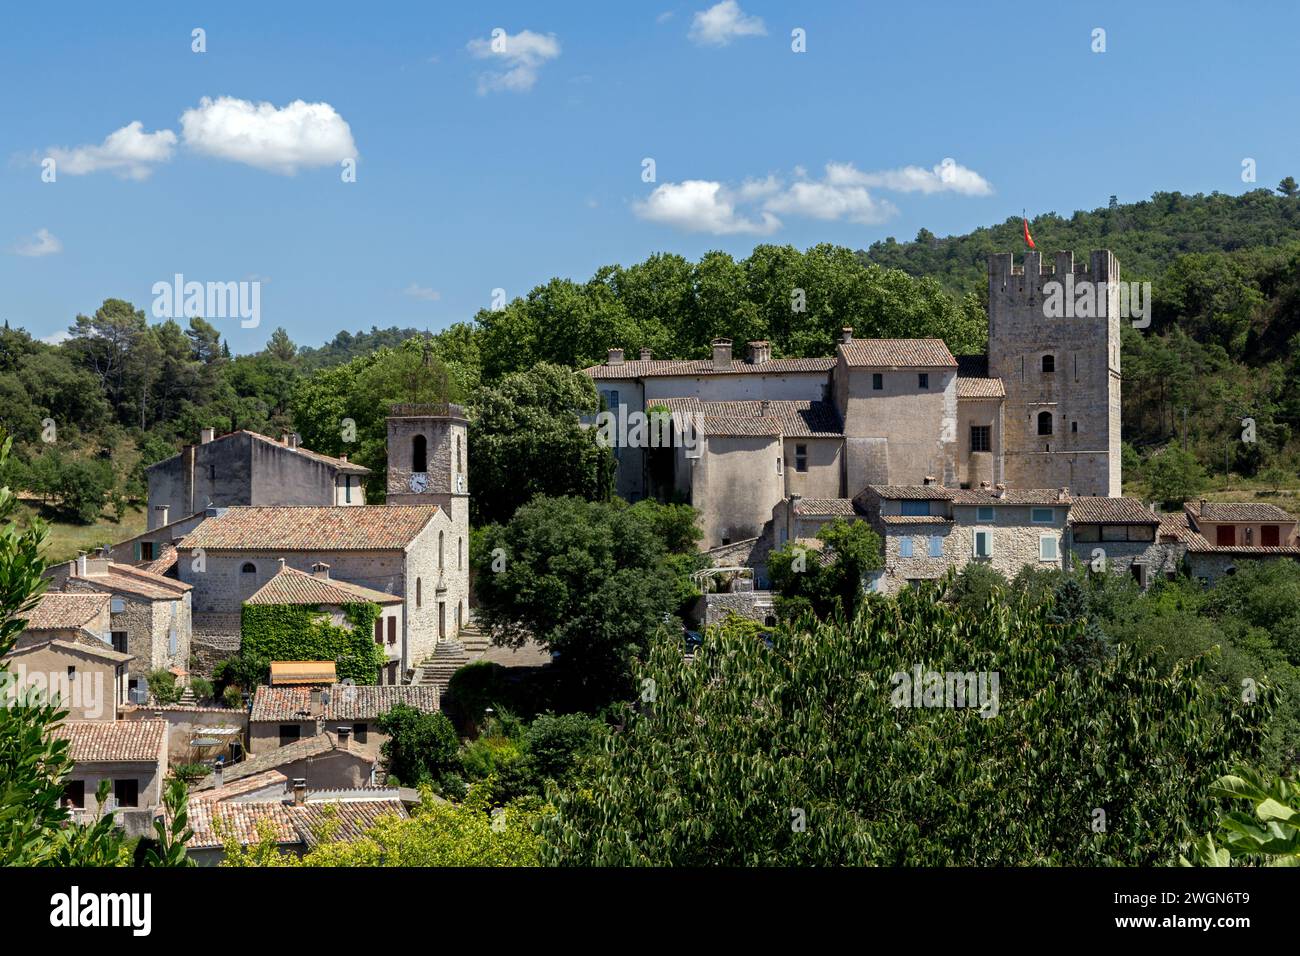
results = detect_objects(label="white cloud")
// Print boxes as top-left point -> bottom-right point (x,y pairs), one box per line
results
657,11 -> 676,24
404,283 -> 441,301
40,329 -> 71,345
467,29 -> 561,94
11,228 -> 63,257
828,159 -> 993,196
46,121 -> 176,180
635,159 -> 992,234
179,96 -> 357,174
688,1 -> 766,46
634,180 -> 780,235
764,180 -> 897,225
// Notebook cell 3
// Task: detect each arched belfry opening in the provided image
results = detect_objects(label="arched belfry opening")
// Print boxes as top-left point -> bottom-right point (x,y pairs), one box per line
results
412,434 -> 427,472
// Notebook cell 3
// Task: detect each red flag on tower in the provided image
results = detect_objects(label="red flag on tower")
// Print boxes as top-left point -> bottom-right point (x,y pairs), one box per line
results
1022,212 -> 1036,249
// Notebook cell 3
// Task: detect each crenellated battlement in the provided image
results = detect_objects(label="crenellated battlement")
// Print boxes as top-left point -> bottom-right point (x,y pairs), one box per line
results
988,250 -> 1119,297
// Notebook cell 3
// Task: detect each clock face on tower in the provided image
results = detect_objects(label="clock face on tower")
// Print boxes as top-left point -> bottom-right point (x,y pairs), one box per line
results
409,472 -> 429,493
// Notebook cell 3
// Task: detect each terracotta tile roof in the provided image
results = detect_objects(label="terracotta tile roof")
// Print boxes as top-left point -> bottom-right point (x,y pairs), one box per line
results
952,488 -> 1072,506
60,719 -> 166,763
582,356 -> 836,380
660,397 -> 843,438
1159,512 -> 1300,554
19,592 -> 109,631
791,498 -> 857,516
246,566 -> 402,607
184,797 -> 407,850
179,506 -> 441,551
140,545 -> 178,576
839,338 -> 957,369
9,637 -> 132,665
957,378 -> 1005,399
250,683 -> 440,723
1070,497 -> 1160,525
72,563 -> 191,600
198,769 -> 290,801
864,484 -> 956,501
269,661 -> 337,686
1185,501 -> 1298,523
195,731 -> 368,790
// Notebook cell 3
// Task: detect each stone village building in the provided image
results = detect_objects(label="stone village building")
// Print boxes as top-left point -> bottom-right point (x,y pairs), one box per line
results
46,553 -> 192,702
585,250 -> 1124,552
585,249 -> 1299,595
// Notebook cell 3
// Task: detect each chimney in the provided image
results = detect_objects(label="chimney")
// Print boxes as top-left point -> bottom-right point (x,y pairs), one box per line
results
153,504 -> 170,527
639,347 -> 653,361
213,761 -> 224,790
840,327 -> 854,344
312,562 -> 331,580
759,400 -> 771,416
278,557 -> 286,571
607,347 -> 625,366
76,552 -> 87,577
288,433 -> 300,450
310,688 -> 322,708
339,454 -> 348,463
979,481 -> 991,490
337,727 -> 351,751
994,483 -> 1007,499
200,427 -> 215,444
292,778 -> 307,806
1058,487 -> 1070,502
711,338 -> 733,371
280,432 -> 290,445
745,341 -> 771,365
922,475 -> 936,487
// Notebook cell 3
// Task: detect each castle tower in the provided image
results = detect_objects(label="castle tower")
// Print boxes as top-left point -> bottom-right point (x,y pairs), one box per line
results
987,250 -> 1121,497
385,402 -> 470,518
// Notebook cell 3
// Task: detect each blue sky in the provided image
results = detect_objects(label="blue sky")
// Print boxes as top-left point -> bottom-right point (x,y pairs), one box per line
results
1,1 -> 1296,353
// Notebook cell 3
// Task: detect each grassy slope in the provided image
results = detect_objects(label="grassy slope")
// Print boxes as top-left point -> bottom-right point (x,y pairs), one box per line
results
17,499 -> 147,565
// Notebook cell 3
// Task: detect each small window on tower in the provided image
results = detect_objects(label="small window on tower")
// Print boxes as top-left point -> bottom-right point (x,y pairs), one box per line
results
412,435 -> 427,473
1071,421 -> 1078,434
1037,411 -> 1053,436
1042,354 -> 1055,374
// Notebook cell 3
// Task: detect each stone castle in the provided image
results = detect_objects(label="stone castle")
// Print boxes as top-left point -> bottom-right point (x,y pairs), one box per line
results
584,250 -> 1123,549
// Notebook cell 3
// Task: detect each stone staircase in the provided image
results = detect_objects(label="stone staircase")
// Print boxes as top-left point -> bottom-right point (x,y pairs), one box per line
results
412,639 -> 469,698
457,619 -> 492,657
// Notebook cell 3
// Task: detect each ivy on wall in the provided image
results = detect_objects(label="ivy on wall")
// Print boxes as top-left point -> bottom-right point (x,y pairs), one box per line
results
240,602 -> 386,684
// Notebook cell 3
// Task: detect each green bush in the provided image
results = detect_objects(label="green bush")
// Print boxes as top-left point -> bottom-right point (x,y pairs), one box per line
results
222,686 -> 244,710
189,678 -> 213,701
147,669 -> 182,705
377,704 -> 460,787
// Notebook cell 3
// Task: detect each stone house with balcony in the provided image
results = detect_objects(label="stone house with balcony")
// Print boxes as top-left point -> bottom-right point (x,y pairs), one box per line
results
1065,497 -> 1178,587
